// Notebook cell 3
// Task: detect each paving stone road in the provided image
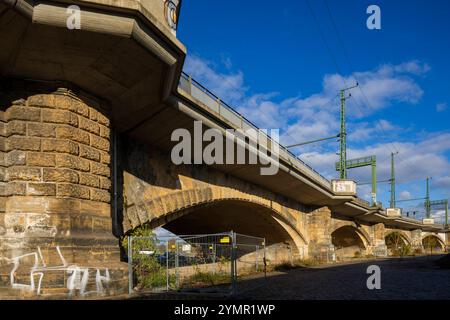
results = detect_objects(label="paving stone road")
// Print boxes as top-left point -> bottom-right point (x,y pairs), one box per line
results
236,255 -> 450,300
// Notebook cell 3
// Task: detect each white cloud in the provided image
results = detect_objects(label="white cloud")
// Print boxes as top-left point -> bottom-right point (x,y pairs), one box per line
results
434,176 -> 450,189
184,55 -> 247,105
302,134 -> 450,187
182,56 -> 450,196
391,60 -> 431,75
347,120 -> 400,142
436,102 -> 447,112
399,190 -> 411,200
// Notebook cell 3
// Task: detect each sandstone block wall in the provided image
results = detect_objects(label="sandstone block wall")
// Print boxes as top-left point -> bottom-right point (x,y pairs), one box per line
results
119,138 -> 311,241
307,207 -> 334,260
0,84 -> 125,298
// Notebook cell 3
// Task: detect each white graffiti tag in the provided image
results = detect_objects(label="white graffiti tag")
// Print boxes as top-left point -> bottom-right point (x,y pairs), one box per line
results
5,246 -> 110,296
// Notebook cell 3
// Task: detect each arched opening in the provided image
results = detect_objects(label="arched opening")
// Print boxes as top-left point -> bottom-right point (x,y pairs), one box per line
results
164,200 -> 305,258
422,235 -> 446,254
331,226 -> 367,260
125,199 -> 308,292
385,232 -> 411,256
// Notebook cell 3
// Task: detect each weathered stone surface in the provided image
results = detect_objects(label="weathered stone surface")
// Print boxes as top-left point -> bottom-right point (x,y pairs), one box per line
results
55,154 -> 90,172
43,168 -> 79,183
28,94 -> 55,107
27,123 -> 56,137
99,177 -> 111,190
5,151 -> 26,166
5,182 -> 26,195
6,167 -> 41,181
79,116 -> 100,135
99,125 -> 110,139
90,135 -> 109,151
57,183 -> 90,199
27,152 -> 55,167
100,151 -> 110,164
6,121 -> 26,136
79,145 -> 100,161
97,112 -> 110,126
90,162 -> 109,177
42,109 -> 78,126
5,106 -> 40,122
90,188 -> 110,203
41,139 -> 79,155
27,183 -> 56,196
56,126 -> 90,145
1,88 -> 121,300
6,137 -> 40,151
79,173 -> 100,188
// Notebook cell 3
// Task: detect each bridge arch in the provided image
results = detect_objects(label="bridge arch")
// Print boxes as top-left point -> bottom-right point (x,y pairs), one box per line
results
123,187 -> 308,259
385,230 -> 412,245
385,231 -> 412,256
422,234 -> 446,253
330,224 -> 370,260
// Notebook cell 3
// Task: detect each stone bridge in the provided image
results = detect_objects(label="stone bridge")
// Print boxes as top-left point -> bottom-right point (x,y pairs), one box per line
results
0,0 -> 448,298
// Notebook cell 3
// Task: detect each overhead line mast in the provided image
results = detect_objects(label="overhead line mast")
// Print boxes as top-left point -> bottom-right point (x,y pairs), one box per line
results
390,152 -> 398,208
339,83 -> 358,179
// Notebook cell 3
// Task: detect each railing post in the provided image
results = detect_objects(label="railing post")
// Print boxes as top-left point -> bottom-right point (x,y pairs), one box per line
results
255,245 -> 258,272
263,239 -> 267,279
230,231 -> 237,295
175,241 -> 179,289
166,241 -> 169,291
128,236 -> 133,294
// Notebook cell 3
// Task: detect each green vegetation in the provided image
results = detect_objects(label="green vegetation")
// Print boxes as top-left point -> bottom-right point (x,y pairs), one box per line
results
385,232 -> 412,257
423,236 -> 441,255
182,269 -> 231,287
121,225 -> 175,290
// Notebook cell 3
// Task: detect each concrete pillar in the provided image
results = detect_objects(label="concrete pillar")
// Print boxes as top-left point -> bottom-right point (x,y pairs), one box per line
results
0,84 -> 126,298
307,206 -> 334,261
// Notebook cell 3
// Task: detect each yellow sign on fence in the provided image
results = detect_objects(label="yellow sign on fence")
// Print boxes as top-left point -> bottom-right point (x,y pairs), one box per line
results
219,236 -> 230,244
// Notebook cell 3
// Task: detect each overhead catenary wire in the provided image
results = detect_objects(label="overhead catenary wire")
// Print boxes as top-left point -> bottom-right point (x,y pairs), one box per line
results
322,0 -> 420,177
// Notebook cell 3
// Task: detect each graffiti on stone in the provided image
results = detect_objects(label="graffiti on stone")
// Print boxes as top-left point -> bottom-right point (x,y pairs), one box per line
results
2,246 -> 110,296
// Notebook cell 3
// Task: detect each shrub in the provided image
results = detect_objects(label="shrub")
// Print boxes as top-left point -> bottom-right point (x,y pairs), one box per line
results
121,225 -> 174,290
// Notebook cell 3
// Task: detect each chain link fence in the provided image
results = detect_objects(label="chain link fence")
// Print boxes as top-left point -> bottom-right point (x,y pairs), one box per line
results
127,232 -> 266,296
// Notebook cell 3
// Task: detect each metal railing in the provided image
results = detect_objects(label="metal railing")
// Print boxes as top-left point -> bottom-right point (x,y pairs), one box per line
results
178,72 -> 331,188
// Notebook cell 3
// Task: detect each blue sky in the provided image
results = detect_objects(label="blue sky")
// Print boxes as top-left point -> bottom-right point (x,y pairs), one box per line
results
176,0 -> 450,222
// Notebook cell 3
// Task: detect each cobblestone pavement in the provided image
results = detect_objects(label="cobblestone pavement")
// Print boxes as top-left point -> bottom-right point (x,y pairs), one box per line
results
236,255 -> 450,300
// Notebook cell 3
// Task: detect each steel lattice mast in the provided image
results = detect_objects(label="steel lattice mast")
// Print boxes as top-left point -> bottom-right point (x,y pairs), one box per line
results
338,84 -> 358,180
390,152 -> 398,208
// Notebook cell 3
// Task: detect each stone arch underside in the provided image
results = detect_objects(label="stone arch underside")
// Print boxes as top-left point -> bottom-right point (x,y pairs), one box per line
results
385,230 -> 412,245
123,187 -> 308,259
331,225 -> 370,259
385,231 -> 412,255
422,234 -> 446,252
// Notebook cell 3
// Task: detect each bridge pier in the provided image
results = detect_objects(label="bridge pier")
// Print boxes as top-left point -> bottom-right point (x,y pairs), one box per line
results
411,229 -> 424,254
307,207 -> 335,261
369,223 -> 387,257
0,83 -> 127,298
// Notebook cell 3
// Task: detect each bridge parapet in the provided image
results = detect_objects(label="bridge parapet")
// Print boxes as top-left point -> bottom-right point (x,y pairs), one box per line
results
178,73 -> 332,189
